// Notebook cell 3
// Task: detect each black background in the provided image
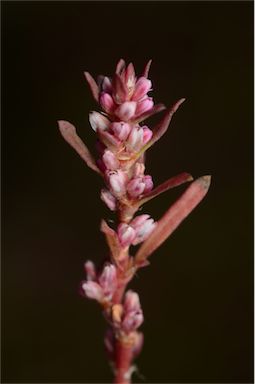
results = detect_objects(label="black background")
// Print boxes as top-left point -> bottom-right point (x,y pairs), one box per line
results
2,1 -> 253,383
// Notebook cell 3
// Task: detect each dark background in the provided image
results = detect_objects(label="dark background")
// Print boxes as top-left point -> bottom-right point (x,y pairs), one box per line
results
2,1 -> 253,383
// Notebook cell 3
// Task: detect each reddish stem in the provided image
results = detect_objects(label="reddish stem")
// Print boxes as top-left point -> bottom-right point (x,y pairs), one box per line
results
114,340 -> 133,384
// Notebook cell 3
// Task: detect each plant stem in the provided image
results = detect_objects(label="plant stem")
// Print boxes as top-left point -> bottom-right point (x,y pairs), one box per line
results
114,339 -> 133,384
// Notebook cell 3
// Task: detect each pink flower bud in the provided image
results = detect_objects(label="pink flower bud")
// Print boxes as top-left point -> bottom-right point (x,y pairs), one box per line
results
126,125 -> 144,151
84,260 -> 96,281
100,92 -> 116,113
132,77 -> 152,101
107,170 -> 127,196
111,122 -> 131,141
135,97 -> 154,117
131,215 -> 156,245
142,126 -> 153,144
124,290 -> 141,313
89,111 -> 110,132
102,150 -> 120,170
101,76 -> 112,93
143,175 -> 153,193
100,189 -> 117,211
117,223 -> 136,247
122,311 -> 144,334
133,163 -> 145,177
99,264 -> 117,299
82,281 -> 103,301
127,177 -> 145,198
124,63 -> 136,90
115,101 -> 137,121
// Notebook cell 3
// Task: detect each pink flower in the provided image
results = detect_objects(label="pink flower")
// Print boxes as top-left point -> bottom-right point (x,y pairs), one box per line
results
99,264 -> 117,300
142,126 -> 153,144
82,281 -> 103,301
89,111 -> 110,132
127,175 -> 153,198
107,170 -> 127,197
130,214 -> 156,245
100,189 -> 117,211
135,97 -> 154,117
132,77 -> 152,101
126,125 -> 144,152
115,101 -> 137,121
100,92 -> 116,114
111,121 -> 131,141
84,260 -> 96,281
117,223 -> 136,247
102,150 -> 120,170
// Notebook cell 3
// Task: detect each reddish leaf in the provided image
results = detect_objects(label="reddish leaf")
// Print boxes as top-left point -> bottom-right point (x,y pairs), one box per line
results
58,120 -> 100,174
134,175 -> 211,266
135,103 -> 166,123
101,219 -> 121,261
84,71 -> 99,102
137,172 -> 193,207
115,58 -> 126,75
142,59 -> 152,78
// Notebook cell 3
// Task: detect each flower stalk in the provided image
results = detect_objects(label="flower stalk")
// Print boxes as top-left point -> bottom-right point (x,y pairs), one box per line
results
58,59 -> 211,384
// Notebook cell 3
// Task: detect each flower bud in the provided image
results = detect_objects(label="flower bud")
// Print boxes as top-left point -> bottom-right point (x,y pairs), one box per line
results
135,97 -> 154,116
102,150 -> 120,170
82,281 -> 103,301
115,101 -> 137,121
126,125 -> 144,151
111,122 -> 131,141
100,189 -> 117,211
143,175 -> 153,193
132,77 -> 152,101
89,111 -> 110,132
131,215 -> 156,245
127,177 -> 145,198
124,290 -> 141,313
100,92 -> 116,113
101,76 -> 112,93
122,311 -> 144,334
117,223 -> 136,247
125,63 -> 136,90
84,260 -> 96,281
142,126 -> 153,144
99,264 -> 117,299
107,170 -> 127,196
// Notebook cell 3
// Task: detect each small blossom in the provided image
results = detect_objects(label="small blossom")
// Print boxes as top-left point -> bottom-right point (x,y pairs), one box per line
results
101,76 -> 113,93
142,126 -> 153,144
122,311 -> 144,334
89,111 -> 110,132
102,150 -> 120,170
99,264 -> 117,299
117,223 -> 136,247
115,101 -> 137,121
126,125 -> 144,152
130,214 -> 156,245
135,97 -> 154,116
143,175 -> 153,193
100,92 -> 116,114
132,77 -> 152,101
123,290 -> 141,313
107,170 -> 127,197
84,260 -> 96,281
127,177 -> 146,198
82,281 -> 103,301
111,121 -> 131,141
100,188 -> 117,211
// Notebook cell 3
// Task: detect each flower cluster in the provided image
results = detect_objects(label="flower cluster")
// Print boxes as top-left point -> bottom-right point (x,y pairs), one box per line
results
58,59 -> 211,384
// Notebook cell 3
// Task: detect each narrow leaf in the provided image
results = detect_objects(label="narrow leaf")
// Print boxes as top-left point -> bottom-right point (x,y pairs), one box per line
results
101,219 -> 121,261
134,175 -> 211,265
135,103 -> 166,123
58,120 -> 100,174
136,172 -> 193,207
84,71 -> 99,102
115,58 -> 126,75
142,59 -> 152,78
